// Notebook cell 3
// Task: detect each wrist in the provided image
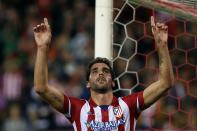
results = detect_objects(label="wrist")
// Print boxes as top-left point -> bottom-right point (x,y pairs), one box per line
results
37,44 -> 49,50
156,41 -> 167,48
37,45 -> 49,52
157,45 -> 168,52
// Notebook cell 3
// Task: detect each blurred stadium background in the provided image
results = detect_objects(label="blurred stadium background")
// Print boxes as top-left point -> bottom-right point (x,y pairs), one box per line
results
0,0 -> 196,131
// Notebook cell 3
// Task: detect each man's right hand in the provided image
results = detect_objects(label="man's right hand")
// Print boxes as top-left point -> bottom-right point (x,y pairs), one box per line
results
33,18 -> 51,48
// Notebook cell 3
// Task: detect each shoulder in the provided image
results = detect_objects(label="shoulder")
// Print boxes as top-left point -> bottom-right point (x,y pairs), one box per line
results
64,95 -> 86,106
119,91 -> 144,108
121,91 -> 143,102
63,95 -> 88,121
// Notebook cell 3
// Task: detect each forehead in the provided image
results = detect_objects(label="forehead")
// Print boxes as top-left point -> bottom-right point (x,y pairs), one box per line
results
91,63 -> 110,70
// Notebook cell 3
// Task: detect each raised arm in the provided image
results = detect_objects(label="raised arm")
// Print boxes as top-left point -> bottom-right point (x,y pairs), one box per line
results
33,18 -> 65,113
143,16 -> 174,109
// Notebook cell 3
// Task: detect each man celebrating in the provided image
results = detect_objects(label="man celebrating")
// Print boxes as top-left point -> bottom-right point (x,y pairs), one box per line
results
33,16 -> 174,131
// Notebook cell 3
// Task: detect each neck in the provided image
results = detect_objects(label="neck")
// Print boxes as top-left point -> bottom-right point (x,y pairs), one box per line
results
90,90 -> 113,106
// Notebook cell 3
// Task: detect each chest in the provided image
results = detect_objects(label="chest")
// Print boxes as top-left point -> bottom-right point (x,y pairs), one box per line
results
80,106 -> 129,130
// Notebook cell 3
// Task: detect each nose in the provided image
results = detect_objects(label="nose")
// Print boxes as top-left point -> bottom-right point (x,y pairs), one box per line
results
98,70 -> 104,76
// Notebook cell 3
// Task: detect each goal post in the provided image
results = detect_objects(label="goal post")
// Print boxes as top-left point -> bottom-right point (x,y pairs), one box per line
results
95,0 -> 113,60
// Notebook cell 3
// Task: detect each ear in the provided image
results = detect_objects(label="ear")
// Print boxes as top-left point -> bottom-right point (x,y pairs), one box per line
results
86,82 -> 91,89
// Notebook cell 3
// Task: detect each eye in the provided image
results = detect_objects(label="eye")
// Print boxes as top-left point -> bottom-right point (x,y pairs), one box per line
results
91,69 -> 97,74
103,69 -> 110,74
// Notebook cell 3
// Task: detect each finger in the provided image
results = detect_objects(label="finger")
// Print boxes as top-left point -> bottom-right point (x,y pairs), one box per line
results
164,25 -> 168,30
36,25 -> 41,32
44,17 -> 50,29
156,23 -> 161,28
163,26 -> 168,33
33,27 -> 38,32
40,23 -> 46,31
160,23 -> 165,28
161,24 -> 166,29
151,16 -> 155,27
44,18 -> 49,26
44,17 -> 51,31
151,16 -> 156,34
157,23 -> 166,29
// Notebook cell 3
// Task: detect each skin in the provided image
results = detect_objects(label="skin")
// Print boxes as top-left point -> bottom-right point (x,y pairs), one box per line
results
142,16 -> 174,109
86,63 -> 115,105
33,16 -> 174,114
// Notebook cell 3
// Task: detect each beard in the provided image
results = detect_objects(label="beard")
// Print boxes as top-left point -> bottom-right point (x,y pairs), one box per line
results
90,77 -> 112,94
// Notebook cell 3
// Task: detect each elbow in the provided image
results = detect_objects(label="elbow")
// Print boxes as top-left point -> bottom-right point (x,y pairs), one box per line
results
160,77 -> 174,90
170,75 -> 175,87
167,79 -> 174,89
34,85 -> 48,95
168,72 -> 175,87
160,71 -> 175,89
170,68 -> 175,87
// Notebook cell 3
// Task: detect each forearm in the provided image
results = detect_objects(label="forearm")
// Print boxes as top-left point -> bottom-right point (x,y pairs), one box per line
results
143,43 -> 174,108
157,42 -> 174,88
34,47 -> 49,93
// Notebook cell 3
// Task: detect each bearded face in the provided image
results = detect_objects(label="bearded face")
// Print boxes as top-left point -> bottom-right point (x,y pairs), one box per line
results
87,63 -> 115,93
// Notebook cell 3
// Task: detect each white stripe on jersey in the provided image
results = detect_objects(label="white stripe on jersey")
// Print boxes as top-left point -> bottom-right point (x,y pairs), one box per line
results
137,97 -> 140,112
108,106 -> 118,131
118,97 -> 131,131
133,118 -> 137,131
80,100 -> 90,131
134,96 -> 140,131
94,106 -> 102,122
73,121 -> 77,131
108,105 -> 117,121
64,97 -> 71,118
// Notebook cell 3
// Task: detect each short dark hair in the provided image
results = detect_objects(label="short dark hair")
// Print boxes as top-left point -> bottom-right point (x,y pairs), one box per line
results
86,57 -> 115,81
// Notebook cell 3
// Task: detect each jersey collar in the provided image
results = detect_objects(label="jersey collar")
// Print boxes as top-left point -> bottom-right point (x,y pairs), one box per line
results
88,95 -> 119,107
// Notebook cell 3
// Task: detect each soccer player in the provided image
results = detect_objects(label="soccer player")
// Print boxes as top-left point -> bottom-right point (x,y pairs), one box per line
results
33,16 -> 174,131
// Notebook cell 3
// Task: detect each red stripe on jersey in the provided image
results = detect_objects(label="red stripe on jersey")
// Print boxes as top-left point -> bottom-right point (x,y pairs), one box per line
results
118,123 -> 125,131
101,108 -> 109,122
88,106 -> 95,131
64,96 -> 86,131
70,98 -> 83,131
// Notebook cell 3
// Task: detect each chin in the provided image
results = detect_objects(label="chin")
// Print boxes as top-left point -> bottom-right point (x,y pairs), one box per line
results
93,88 -> 109,94
92,85 -> 111,94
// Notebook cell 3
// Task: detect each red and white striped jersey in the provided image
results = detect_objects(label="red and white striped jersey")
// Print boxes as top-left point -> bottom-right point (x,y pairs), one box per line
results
63,91 -> 144,131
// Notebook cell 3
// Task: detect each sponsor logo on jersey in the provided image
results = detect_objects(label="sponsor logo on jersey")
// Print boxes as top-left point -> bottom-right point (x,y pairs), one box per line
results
86,118 -> 125,130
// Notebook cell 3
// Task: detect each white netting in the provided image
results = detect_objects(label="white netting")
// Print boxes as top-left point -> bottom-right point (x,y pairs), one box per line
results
113,0 -> 156,96
113,0 -> 197,130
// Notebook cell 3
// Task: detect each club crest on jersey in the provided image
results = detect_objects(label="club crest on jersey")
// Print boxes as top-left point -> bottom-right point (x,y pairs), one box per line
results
113,106 -> 123,118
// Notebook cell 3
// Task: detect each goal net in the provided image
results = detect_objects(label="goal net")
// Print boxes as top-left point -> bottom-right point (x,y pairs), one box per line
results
113,0 -> 197,130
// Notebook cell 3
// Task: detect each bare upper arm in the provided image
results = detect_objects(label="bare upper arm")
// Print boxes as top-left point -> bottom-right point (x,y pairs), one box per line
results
143,80 -> 169,109
37,85 -> 65,113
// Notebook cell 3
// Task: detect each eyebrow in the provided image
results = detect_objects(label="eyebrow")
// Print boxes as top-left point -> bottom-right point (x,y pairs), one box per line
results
103,67 -> 110,71
91,67 -> 110,71
91,67 -> 98,71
